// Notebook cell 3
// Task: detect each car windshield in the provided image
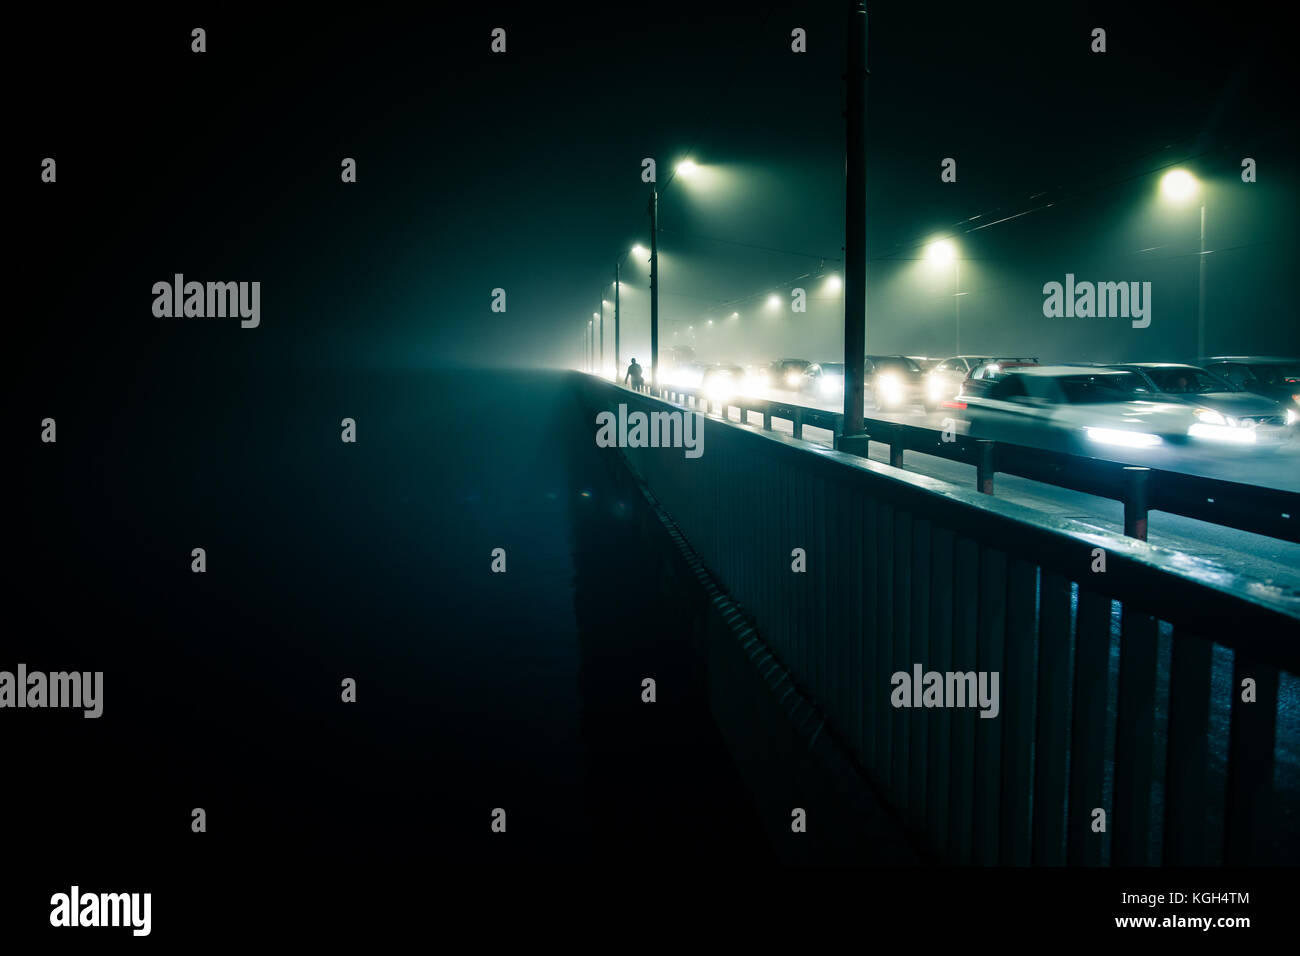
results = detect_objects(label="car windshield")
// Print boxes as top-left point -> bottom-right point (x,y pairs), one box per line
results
1145,367 -> 1234,393
1248,363 -> 1300,385
873,358 -> 919,374
779,361 -> 809,373
820,364 -> 844,375
1057,373 -> 1146,404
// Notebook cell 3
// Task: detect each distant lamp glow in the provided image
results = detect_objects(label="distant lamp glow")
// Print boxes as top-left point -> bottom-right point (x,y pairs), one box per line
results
707,319 -> 713,326
926,239 -> 956,263
593,312 -> 600,320
631,244 -> 648,258
824,274 -> 842,293
731,311 -> 739,318
675,159 -> 698,177
765,294 -> 780,310
1160,169 -> 1200,202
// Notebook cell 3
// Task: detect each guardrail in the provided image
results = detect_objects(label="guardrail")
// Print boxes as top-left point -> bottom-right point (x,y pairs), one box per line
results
657,383 -> 1299,543
580,374 -> 1300,866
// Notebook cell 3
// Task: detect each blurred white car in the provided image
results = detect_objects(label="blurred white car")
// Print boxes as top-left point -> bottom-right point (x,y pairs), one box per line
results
956,366 -> 1271,454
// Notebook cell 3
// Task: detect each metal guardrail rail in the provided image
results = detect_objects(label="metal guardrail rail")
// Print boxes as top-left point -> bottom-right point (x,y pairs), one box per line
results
657,382 -> 1299,543
582,374 -> 1300,866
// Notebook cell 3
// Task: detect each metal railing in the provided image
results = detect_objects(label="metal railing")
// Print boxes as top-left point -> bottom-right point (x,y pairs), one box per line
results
579,374 -> 1300,866
658,383 -> 1299,543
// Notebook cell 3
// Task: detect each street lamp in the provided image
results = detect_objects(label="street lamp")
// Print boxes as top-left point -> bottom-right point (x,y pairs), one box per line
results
926,239 -> 961,352
1158,168 -> 1206,359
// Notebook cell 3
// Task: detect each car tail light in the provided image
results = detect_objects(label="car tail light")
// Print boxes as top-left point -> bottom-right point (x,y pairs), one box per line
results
941,399 -> 966,409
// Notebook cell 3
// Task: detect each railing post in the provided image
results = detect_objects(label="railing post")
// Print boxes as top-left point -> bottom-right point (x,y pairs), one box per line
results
889,425 -> 905,468
793,409 -> 803,440
763,408 -> 772,430
976,440 -> 995,494
1123,466 -> 1150,540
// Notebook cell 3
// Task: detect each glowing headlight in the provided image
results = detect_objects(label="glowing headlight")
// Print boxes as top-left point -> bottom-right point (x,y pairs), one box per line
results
785,372 -> 802,387
1194,407 -> 1226,426
706,377 -> 735,400
878,373 -> 904,406
1084,427 -> 1163,448
927,374 -> 948,401
1188,423 -> 1256,444
820,375 -> 842,397
1287,408 -> 1298,426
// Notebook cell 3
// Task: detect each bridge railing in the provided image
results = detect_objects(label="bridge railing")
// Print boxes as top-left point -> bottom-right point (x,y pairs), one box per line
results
658,383 -> 1298,543
581,374 -> 1300,866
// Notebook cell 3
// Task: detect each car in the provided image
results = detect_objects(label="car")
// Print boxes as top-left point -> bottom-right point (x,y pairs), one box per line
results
1104,362 -> 1295,445
799,362 -> 846,402
924,355 -> 995,409
739,363 -> 772,395
951,365 -> 1276,456
1199,356 -> 1300,413
956,357 -> 1040,400
769,358 -> 814,391
666,361 -> 708,388
700,363 -> 744,400
864,355 -> 925,410
908,356 -> 943,373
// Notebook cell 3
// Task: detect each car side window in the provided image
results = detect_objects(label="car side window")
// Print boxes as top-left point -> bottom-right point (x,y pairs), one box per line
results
1223,364 -> 1251,387
988,376 -> 1027,400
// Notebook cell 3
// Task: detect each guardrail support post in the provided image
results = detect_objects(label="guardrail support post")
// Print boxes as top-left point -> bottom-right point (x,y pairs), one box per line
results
977,440 -> 995,494
793,410 -> 804,440
1123,466 -> 1150,540
763,409 -> 772,430
889,426 -> 904,468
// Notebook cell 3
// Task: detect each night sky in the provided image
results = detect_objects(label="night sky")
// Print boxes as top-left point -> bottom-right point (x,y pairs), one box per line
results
14,1 -> 1296,399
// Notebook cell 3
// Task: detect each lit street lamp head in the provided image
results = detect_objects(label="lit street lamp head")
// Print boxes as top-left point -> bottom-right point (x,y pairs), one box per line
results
1160,168 -> 1200,202
926,239 -> 956,264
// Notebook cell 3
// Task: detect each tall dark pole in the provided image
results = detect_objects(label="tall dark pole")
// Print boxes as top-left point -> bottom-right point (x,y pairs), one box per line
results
841,1 -> 868,439
614,263 -> 621,378
649,189 -> 660,395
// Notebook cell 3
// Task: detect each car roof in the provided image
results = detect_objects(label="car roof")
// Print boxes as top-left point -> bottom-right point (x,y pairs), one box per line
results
1109,362 -> 1201,369
1008,365 -> 1140,377
1203,356 -> 1299,362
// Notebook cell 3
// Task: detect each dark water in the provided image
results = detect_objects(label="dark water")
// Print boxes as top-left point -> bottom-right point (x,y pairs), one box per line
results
9,367 -> 770,876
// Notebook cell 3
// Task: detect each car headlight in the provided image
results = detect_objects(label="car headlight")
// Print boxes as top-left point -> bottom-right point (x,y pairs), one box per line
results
878,373 -> 903,405
1194,407 -> 1227,426
1288,408 -> 1298,426
820,376 -> 842,396
1189,423 -> 1256,444
927,374 -> 947,401
785,372 -> 802,387
1084,427 -> 1163,448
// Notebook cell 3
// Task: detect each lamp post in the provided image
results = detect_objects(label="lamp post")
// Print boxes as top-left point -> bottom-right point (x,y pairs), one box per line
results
1159,169 -> 1206,359
925,239 -> 960,352
842,0 -> 868,440
649,189 -> 659,394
